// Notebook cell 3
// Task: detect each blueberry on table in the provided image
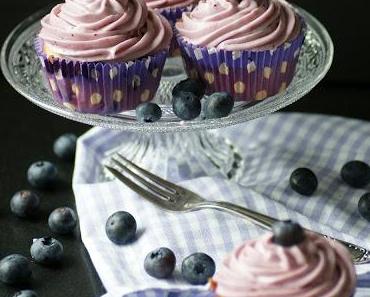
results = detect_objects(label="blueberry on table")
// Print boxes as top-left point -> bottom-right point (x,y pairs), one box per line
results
13,290 -> 38,297
0,254 -> 32,285
10,190 -> 40,218
106,211 -> 137,245
358,193 -> 370,221
272,220 -> 305,247
144,247 -> 176,279
27,161 -> 58,189
173,91 -> 202,120
30,237 -> 63,265
181,253 -> 216,285
289,168 -> 318,196
53,133 -> 77,161
48,207 -> 78,235
172,78 -> 205,100
204,92 -> 234,119
136,103 -> 162,123
341,160 -> 370,188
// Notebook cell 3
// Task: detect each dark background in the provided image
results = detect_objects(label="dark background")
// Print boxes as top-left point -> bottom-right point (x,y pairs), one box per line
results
0,1 -> 369,297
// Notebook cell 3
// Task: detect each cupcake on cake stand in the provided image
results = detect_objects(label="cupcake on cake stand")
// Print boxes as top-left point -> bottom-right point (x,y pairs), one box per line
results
1,4 -> 333,181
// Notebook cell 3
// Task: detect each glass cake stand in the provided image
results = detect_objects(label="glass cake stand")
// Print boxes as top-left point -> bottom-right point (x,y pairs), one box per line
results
1,5 -> 333,180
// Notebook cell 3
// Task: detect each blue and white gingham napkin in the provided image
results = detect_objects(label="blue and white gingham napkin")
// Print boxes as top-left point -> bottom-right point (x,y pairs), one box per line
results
72,113 -> 370,297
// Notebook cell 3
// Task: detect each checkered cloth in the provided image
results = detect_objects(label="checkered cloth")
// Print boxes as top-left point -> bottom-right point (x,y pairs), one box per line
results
72,113 -> 370,297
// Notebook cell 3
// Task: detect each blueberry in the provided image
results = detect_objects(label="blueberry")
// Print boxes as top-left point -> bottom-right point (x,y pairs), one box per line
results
0,254 -> 32,285
10,191 -> 40,218
272,220 -> 305,247
48,207 -> 78,235
105,211 -> 137,245
53,133 -> 77,161
172,78 -> 205,100
358,193 -> 370,221
341,160 -> 370,188
27,161 -> 58,189
30,237 -> 63,265
13,290 -> 38,297
144,247 -> 176,279
289,168 -> 318,196
204,92 -> 234,119
136,103 -> 162,123
173,92 -> 201,120
181,253 -> 216,285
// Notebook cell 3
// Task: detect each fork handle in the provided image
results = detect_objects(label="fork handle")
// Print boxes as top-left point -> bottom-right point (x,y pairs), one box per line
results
198,201 -> 367,262
199,201 -> 277,231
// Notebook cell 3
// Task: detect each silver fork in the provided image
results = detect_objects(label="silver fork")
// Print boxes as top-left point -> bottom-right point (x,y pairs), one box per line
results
105,153 -> 370,265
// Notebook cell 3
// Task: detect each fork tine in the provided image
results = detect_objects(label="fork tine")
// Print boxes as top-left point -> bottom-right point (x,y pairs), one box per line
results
105,165 -> 173,209
110,158 -> 176,201
116,153 -> 182,193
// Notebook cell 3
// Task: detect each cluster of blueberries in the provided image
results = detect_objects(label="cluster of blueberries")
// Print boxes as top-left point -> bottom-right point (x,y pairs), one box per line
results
136,78 -> 235,122
0,134 -> 78,297
289,160 -> 370,219
105,211 -> 216,285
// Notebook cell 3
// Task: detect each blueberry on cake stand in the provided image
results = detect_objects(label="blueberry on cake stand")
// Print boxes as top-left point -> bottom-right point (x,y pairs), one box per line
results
1,5 -> 333,181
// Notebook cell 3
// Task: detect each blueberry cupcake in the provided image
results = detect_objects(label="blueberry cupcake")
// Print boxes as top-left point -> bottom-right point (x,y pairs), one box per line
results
145,0 -> 199,56
176,0 -> 306,102
211,221 -> 356,297
36,0 -> 172,114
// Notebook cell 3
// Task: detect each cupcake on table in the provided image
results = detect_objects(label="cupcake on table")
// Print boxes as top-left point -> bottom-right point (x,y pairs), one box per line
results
211,221 -> 356,297
36,0 -> 173,114
176,0 -> 306,102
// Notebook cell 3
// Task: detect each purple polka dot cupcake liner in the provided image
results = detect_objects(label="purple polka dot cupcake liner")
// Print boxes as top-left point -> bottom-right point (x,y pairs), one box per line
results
34,38 -> 168,114
176,25 -> 306,102
158,5 -> 194,57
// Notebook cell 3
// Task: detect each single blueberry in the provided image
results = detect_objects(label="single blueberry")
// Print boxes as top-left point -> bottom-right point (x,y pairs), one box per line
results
48,207 -> 78,235
136,103 -> 162,123
105,211 -> 137,245
289,168 -> 318,196
13,290 -> 38,297
173,92 -> 201,120
181,253 -> 216,285
10,190 -> 40,218
144,247 -> 176,279
30,237 -> 63,265
27,161 -> 58,189
0,254 -> 32,285
204,92 -> 234,119
358,193 -> 370,221
341,160 -> 370,188
172,78 -> 205,100
53,133 -> 77,161
272,220 -> 305,247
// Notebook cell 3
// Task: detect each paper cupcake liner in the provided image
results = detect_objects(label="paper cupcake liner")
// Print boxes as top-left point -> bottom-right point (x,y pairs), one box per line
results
176,25 -> 306,102
35,38 -> 168,114
158,5 -> 194,57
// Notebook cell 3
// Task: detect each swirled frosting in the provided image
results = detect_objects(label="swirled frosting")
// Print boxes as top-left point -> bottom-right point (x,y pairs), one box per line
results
176,0 -> 302,50
39,0 -> 173,62
145,0 -> 196,10
213,233 -> 356,297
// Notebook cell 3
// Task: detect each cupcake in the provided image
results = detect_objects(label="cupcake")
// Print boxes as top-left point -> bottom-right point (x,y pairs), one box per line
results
145,0 -> 199,56
211,221 -> 356,297
36,0 -> 173,114
176,0 -> 306,102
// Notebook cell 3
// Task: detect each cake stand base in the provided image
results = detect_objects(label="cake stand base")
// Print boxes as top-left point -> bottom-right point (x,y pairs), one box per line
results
102,131 -> 243,182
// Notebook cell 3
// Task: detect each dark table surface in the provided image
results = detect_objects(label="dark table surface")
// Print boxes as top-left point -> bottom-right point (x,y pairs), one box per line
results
0,0 -> 369,296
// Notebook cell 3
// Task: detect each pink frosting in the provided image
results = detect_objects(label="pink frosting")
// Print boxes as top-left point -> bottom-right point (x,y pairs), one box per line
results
213,233 -> 356,297
176,0 -> 302,50
39,0 -> 173,62
145,0 -> 196,10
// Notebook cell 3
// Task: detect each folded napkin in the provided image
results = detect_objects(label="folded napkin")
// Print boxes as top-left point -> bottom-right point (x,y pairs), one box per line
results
73,113 -> 370,297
